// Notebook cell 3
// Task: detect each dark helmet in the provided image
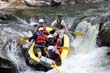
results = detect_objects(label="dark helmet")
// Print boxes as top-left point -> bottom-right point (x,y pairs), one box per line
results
57,13 -> 63,18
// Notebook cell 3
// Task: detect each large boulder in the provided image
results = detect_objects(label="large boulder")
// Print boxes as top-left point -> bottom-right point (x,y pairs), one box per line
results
0,57 -> 18,73
97,21 -> 110,47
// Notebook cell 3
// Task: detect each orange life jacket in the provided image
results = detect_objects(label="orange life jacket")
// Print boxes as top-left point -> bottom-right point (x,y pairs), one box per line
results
36,35 -> 47,44
55,47 -> 63,55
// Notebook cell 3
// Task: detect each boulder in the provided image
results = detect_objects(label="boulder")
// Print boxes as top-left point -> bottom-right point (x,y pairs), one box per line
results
24,0 -> 50,7
0,57 -> 18,73
0,11 -> 7,20
97,21 -> 110,47
0,11 -> 18,21
50,0 -> 61,7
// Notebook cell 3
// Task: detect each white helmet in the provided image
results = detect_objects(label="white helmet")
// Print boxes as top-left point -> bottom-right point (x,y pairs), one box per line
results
48,34 -> 54,38
48,46 -> 54,50
39,19 -> 44,23
38,27 -> 44,31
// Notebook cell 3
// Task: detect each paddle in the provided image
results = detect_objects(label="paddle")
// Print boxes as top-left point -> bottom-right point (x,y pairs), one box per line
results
70,31 -> 84,37
16,36 -> 30,44
16,39 -> 27,45
16,31 -> 84,45
50,25 -> 84,37
22,36 -> 30,40
52,62 -> 62,73
50,26 -> 84,37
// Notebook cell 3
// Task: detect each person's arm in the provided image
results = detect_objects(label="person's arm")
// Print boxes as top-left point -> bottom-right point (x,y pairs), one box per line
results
51,20 -> 56,26
51,20 -> 58,29
62,20 -> 68,31
29,33 -> 38,42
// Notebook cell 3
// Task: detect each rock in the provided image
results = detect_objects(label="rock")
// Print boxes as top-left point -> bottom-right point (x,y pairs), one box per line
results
0,1 -> 9,9
0,11 -> 7,20
1,0 -> 9,2
50,0 -> 61,7
0,12 -> 19,24
0,57 -> 18,73
0,0 -> 108,8
24,0 -> 50,7
97,21 -> 110,47
0,11 -> 18,21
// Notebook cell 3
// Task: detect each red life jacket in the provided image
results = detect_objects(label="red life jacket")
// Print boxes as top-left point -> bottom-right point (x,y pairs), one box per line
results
36,35 -> 47,44
43,26 -> 47,31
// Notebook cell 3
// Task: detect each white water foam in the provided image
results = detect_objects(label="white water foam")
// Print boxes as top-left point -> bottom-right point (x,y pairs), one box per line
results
47,47 -> 110,73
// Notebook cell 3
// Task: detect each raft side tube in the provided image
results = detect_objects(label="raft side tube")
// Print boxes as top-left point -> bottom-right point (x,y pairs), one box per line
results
40,56 -> 53,67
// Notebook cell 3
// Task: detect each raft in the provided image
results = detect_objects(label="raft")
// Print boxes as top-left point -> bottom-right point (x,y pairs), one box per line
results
23,27 -> 71,71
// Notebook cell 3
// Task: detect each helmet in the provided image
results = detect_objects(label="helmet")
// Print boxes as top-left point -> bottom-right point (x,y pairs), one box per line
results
48,34 -> 54,38
57,13 -> 63,17
38,27 -> 44,31
39,19 -> 44,23
48,46 -> 54,50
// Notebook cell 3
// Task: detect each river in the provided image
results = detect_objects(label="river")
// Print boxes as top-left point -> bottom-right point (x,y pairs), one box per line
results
0,1 -> 110,73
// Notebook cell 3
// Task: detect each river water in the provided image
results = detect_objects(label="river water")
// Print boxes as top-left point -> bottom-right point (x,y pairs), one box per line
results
1,1 -> 110,73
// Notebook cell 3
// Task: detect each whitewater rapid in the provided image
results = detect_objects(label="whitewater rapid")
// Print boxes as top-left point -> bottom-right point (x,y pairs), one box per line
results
1,21 -> 109,73
1,8 -> 110,73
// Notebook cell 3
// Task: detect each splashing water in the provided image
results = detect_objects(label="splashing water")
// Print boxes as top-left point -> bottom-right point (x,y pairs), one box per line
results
1,10 -> 110,73
47,20 -> 107,73
73,21 -> 99,53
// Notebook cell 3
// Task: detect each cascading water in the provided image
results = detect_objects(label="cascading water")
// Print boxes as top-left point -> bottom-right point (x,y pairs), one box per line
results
0,8 -> 110,73
72,20 -> 99,53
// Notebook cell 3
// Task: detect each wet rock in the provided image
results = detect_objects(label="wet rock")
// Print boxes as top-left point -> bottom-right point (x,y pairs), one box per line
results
50,0 -> 61,7
0,57 -> 18,73
0,12 -> 18,21
4,14 -> 19,21
0,11 -> 7,20
97,21 -> 110,47
0,12 -> 19,24
24,0 -> 50,7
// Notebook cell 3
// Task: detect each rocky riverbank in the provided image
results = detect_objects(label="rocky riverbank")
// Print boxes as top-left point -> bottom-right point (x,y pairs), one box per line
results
0,0 -> 109,10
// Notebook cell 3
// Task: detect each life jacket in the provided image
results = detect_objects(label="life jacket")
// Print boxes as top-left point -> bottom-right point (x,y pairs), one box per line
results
54,47 -> 63,55
42,26 -> 47,31
54,19 -> 64,29
36,35 -> 47,44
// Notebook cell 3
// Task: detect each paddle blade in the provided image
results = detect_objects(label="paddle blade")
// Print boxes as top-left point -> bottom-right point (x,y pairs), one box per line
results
23,36 -> 30,40
52,64 -> 62,73
16,39 -> 27,45
73,32 -> 84,36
